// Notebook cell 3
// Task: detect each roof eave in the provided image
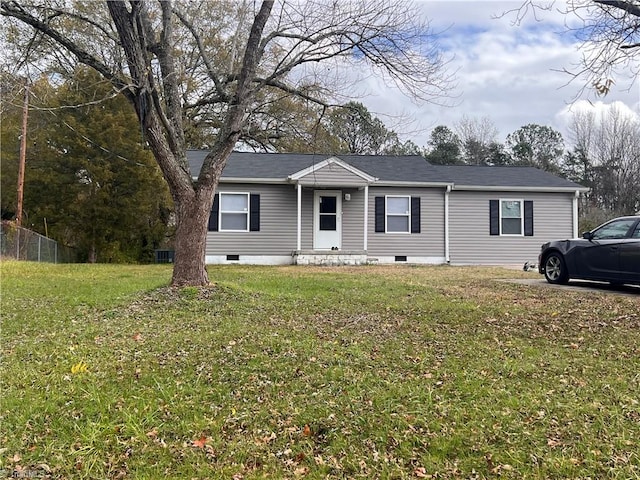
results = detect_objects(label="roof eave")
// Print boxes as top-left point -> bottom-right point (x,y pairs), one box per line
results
374,181 -> 454,188
214,177 -> 290,184
452,185 -> 590,193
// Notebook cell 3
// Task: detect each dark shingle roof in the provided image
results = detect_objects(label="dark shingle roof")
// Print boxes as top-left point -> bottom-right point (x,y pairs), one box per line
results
187,150 -> 585,190
431,164 -> 583,189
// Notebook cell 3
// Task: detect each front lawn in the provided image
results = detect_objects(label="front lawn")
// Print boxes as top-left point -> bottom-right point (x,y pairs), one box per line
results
1,262 -> 638,479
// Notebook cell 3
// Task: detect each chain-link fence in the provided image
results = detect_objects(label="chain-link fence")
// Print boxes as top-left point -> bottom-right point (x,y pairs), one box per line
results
0,221 -> 76,263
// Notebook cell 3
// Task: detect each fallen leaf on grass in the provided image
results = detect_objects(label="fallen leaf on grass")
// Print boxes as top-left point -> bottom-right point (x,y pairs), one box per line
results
302,424 -> 311,437
491,464 -> 513,474
192,435 -> 208,448
71,361 -> 89,374
294,466 -> 309,476
132,333 -> 143,342
547,437 -> 563,448
414,467 -> 431,478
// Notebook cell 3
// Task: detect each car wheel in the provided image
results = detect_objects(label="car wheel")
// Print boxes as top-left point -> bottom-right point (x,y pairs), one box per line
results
544,253 -> 569,284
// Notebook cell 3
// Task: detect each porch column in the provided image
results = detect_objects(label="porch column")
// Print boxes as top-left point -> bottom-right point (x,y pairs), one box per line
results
297,183 -> 302,251
445,185 -> 451,263
572,190 -> 579,238
363,185 -> 369,251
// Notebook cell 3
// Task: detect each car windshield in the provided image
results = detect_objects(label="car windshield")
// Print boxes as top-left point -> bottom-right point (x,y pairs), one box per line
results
592,219 -> 637,240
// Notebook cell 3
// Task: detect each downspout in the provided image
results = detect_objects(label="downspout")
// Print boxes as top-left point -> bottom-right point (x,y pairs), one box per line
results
363,185 -> 369,251
573,190 -> 580,238
297,183 -> 302,251
445,185 -> 451,263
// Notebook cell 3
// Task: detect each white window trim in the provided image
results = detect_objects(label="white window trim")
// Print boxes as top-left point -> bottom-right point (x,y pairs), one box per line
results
499,198 -> 524,236
385,195 -> 411,234
219,192 -> 250,232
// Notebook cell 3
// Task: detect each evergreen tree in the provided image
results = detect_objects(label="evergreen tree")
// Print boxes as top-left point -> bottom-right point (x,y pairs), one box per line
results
505,124 -> 565,173
2,69 -> 173,262
425,125 -> 462,164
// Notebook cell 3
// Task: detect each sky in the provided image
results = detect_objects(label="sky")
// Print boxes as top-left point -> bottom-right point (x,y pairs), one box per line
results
353,0 -> 640,149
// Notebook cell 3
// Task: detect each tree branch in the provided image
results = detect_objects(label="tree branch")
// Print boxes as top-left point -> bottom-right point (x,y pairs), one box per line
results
199,0 -> 275,189
171,5 -> 228,101
594,0 -> 640,18
1,1 -> 131,99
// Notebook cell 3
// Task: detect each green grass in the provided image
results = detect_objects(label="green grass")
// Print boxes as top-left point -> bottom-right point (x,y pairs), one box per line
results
1,262 -> 639,479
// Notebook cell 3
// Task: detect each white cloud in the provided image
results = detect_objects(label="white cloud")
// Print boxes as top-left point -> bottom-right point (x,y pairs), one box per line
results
352,1 -> 640,148
555,100 -> 640,143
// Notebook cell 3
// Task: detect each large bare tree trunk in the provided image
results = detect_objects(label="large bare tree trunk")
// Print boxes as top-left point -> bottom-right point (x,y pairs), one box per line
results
171,193 -> 211,286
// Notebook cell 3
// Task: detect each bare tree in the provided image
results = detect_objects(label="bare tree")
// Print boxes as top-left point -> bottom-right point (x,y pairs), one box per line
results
567,104 -> 640,216
454,115 -> 499,165
502,1 -> 640,95
1,0 -> 453,286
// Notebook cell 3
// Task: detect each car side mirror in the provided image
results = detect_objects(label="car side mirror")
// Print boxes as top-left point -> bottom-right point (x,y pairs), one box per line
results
582,231 -> 594,240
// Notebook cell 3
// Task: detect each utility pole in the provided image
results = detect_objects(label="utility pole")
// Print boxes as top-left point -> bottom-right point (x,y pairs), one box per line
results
16,82 -> 29,227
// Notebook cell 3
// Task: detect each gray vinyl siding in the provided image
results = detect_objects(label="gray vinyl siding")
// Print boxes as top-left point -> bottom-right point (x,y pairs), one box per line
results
207,184 -> 368,255
207,183 -> 298,255
341,188 -> 366,250
448,191 -> 574,264
297,164 -> 369,187
207,184 -> 576,264
367,187 -> 445,257
299,187 -> 365,250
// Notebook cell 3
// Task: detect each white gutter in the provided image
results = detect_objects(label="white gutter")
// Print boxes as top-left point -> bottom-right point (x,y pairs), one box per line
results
373,180 -> 454,188
452,185 -> 590,193
363,185 -> 369,251
297,183 -> 302,250
444,185 -> 451,263
573,190 -> 580,238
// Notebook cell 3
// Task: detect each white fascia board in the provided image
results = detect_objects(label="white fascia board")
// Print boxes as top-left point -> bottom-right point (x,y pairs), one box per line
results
373,181 -> 454,188
452,185 -> 590,193
218,177 -> 290,184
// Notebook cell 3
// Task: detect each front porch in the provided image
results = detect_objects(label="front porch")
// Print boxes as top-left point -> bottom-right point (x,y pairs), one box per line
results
292,250 -> 372,266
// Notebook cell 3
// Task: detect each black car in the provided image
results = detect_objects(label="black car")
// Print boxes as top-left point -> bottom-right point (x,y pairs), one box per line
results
538,215 -> 640,286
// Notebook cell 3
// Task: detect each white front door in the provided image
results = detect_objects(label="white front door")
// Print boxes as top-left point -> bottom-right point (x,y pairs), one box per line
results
314,190 -> 342,250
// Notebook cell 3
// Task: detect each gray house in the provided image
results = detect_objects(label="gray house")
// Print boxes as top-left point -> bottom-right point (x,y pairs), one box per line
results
187,151 -> 588,266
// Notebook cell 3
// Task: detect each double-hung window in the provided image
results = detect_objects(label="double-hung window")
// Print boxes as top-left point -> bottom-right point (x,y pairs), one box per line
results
489,199 -> 533,237
375,195 -> 420,234
501,199 -> 523,235
220,193 -> 249,232
386,196 -> 411,233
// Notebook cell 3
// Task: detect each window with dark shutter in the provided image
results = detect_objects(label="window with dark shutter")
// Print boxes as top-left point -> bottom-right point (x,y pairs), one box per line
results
208,194 -> 219,232
489,200 -> 499,235
375,197 -> 385,232
524,200 -> 534,236
411,197 -> 421,233
490,199 -> 533,236
250,194 -> 260,231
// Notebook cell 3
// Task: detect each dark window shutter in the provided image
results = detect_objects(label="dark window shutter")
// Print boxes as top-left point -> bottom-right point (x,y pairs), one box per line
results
250,194 -> 260,231
489,200 -> 499,235
411,197 -> 421,233
375,197 -> 385,232
524,200 -> 534,236
208,194 -> 219,231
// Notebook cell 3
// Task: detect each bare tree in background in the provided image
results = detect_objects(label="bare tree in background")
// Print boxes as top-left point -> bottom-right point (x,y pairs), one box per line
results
566,105 -> 640,221
454,115 -> 499,165
1,0 -> 453,286
503,1 -> 640,95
